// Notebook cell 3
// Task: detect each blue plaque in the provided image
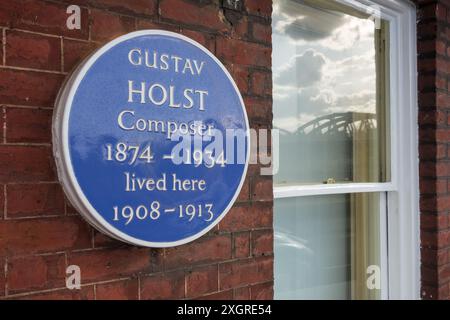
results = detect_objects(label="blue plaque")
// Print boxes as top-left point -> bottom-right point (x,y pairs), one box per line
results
53,30 -> 249,247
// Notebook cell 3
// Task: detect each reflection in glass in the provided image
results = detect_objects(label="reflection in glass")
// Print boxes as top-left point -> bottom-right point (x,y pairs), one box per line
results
274,193 -> 381,300
272,0 -> 390,185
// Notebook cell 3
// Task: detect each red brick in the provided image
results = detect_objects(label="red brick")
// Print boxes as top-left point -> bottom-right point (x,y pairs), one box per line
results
252,22 -> 271,44
140,271 -> 185,300
93,229 -> 122,248
0,145 -> 55,183
63,39 -> 99,72
439,284 -> 450,299
67,247 -> 162,283
0,185 -> 4,219
7,183 -> 65,218
65,199 -> 78,215
0,257 -> 4,296
165,235 -> 232,270
436,58 -> 450,76
251,230 -> 273,257
419,127 -> 436,143
231,15 -> 249,39
0,216 -> 91,256
229,64 -> 250,94
244,97 -> 272,123
418,3 -> 438,20
419,144 -> 446,161
437,40 -> 446,55
216,37 -> 271,67
0,30 -> 4,63
437,92 -> 449,109
417,20 -> 437,38
418,75 -> 440,91
96,278 -> 139,300
5,30 -> 61,71
180,29 -> 215,53
233,232 -> 250,258
135,19 -> 180,33
186,265 -> 218,298
420,178 -> 447,196
220,202 -> 272,232
418,110 -> 446,126
437,230 -> 450,248
437,3 -> 447,21
5,107 -> 52,143
224,11 -> 250,39
90,0 -> 157,17
418,39 -> 440,54
246,0 -> 272,17
438,264 -> 450,283
90,10 -> 135,42
234,286 -> 250,299
0,106 -> 4,144
420,196 -> 436,212
0,1 -> 14,27
219,257 -> 273,290
0,28 -> 2,65
251,176 -> 273,201
433,76 -> 450,90
16,286 -> 95,300
422,285 -> 439,300
418,58 -> 436,72
197,289 -> 233,300
0,69 -> 64,107
237,179 -> 250,202
436,129 -> 450,142
422,264 -> 438,284
418,92 -> 437,108
421,247 -> 448,267
436,195 -> 450,212
7,253 -> 66,294
422,229 -> 450,250
421,213 -> 448,231
420,161 -> 450,179
250,281 -> 272,300
54,0 -> 101,6
421,194 -> 450,212
251,70 -> 271,97
422,230 -> 438,249
0,0 -> 89,39
160,0 -> 229,32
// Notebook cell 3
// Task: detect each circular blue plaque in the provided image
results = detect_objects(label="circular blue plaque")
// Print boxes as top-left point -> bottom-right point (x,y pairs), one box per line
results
53,30 -> 249,247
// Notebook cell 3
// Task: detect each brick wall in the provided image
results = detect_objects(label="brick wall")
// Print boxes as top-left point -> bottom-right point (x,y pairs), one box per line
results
415,0 -> 450,300
0,0 -> 273,300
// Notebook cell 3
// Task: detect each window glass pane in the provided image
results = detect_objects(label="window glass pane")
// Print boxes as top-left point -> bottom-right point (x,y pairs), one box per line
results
273,0 -> 390,185
274,193 -> 382,300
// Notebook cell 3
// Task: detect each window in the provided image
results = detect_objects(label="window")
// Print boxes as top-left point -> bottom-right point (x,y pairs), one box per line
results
272,0 -> 419,299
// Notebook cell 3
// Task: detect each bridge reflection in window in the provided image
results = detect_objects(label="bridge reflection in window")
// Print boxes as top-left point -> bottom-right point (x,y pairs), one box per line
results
273,0 -> 390,186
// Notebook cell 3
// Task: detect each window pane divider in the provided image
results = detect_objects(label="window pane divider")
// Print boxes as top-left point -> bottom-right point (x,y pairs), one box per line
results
274,182 -> 396,198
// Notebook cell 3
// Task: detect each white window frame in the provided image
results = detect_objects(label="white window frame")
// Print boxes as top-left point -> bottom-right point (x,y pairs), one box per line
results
273,0 -> 419,300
